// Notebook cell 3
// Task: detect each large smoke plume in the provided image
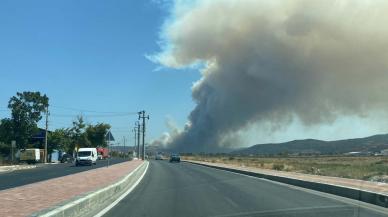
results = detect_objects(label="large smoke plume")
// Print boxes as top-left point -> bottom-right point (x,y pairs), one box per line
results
153,0 -> 388,152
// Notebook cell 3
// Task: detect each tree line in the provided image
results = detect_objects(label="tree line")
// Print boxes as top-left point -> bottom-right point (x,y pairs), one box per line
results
0,91 -> 111,157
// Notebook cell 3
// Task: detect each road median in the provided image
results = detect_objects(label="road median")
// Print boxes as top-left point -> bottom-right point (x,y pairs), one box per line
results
185,160 -> 388,208
35,160 -> 148,217
0,160 -> 147,217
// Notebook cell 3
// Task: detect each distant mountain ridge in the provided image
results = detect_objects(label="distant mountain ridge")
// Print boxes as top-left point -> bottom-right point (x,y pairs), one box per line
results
232,134 -> 388,155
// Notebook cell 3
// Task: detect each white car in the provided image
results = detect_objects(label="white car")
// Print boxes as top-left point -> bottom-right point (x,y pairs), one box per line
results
155,154 -> 163,160
75,148 -> 97,166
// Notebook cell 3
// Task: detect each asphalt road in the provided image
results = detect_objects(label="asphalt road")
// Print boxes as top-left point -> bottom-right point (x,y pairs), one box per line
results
0,158 -> 127,190
103,160 -> 388,217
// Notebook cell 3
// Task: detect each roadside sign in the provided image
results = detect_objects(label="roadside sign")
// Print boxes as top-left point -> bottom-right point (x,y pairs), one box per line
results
11,140 -> 16,148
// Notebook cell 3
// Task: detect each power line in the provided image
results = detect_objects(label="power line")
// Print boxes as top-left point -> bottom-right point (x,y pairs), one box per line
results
50,105 -> 138,114
50,113 -> 137,118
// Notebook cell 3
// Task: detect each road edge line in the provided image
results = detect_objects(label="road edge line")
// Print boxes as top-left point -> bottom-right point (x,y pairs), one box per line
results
94,161 -> 149,217
184,160 -> 388,211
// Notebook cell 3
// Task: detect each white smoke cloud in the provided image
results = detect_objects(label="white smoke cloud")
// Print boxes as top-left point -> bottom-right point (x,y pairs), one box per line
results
153,0 -> 388,152
149,116 -> 181,147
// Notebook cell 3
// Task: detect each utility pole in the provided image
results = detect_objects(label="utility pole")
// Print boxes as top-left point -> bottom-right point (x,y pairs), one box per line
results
136,121 -> 141,159
138,111 -> 149,160
106,130 -> 111,167
123,136 -> 126,157
44,105 -> 49,163
132,127 -> 137,158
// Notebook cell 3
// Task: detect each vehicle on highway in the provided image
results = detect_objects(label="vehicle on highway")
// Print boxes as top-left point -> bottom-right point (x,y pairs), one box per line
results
96,147 -> 109,160
75,148 -> 97,166
169,154 -> 180,163
155,153 -> 163,160
20,149 -> 40,164
60,154 -> 74,163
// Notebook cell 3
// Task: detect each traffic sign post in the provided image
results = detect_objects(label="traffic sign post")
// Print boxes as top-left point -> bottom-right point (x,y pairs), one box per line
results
11,140 -> 16,164
105,130 -> 115,167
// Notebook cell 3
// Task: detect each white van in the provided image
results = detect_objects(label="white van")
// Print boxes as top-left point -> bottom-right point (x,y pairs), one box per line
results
20,149 -> 40,164
75,148 -> 97,166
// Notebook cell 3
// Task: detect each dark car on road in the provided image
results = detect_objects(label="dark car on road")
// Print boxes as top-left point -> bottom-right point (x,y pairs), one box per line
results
60,154 -> 74,163
169,154 -> 180,163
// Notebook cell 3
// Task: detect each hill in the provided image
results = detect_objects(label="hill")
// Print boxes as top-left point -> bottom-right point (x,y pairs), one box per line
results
232,134 -> 388,155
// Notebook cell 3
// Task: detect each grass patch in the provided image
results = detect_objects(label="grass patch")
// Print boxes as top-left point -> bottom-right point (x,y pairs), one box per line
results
182,155 -> 388,181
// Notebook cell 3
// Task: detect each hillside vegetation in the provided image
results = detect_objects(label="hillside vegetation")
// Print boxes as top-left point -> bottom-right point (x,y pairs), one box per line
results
232,134 -> 388,155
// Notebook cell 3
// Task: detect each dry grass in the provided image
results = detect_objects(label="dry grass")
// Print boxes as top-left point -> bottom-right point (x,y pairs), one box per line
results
183,155 -> 388,181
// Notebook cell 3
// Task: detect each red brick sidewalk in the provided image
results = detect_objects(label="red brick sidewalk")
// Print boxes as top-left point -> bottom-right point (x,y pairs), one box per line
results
0,160 -> 143,217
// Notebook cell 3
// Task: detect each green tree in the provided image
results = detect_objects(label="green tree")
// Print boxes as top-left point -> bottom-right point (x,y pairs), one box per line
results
86,123 -> 111,147
0,118 -> 13,144
48,128 -> 73,153
70,116 -> 90,149
0,119 -> 13,156
7,91 -> 49,149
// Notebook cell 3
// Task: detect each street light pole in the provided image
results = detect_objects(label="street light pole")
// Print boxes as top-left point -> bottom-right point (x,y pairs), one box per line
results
44,105 -> 49,163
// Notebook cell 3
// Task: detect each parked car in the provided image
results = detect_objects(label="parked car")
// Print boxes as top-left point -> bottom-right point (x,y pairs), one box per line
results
169,154 -> 180,163
75,148 -> 97,166
60,154 -> 74,163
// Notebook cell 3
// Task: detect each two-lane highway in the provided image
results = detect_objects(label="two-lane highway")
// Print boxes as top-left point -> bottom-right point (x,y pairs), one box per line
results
103,160 -> 387,217
0,158 -> 126,190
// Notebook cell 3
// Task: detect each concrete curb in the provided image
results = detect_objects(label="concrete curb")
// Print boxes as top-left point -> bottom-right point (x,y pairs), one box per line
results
185,160 -> 388,208
32,161 -> 149,217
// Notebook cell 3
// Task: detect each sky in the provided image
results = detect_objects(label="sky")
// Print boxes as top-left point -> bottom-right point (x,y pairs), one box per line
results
1,0 -> 388,151
0,0 -> 199,146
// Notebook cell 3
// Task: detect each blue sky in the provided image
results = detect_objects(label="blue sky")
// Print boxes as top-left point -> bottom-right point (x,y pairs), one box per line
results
2,0 -> 388,149
0,0 -> 199,146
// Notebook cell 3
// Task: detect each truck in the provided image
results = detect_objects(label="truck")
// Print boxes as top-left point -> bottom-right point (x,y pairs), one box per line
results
20,149 -> 40,164
96,147 -> 109,160
75,148 -> 97,166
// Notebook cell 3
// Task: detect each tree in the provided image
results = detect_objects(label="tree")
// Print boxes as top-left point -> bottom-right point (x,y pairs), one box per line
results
48,128 -> 73,154
86,123 -> 111,147
0,119 -> 13,156
70,116 -> 90,149
0,118 -> 13,144
7,91 -> 49,149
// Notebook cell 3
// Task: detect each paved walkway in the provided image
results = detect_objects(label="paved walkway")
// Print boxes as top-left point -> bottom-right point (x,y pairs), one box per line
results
187,160 -> 388,195
0,160 -> 143,217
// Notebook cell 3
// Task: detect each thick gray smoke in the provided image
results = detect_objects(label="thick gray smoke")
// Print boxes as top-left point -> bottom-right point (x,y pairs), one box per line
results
153,0 -> 388,152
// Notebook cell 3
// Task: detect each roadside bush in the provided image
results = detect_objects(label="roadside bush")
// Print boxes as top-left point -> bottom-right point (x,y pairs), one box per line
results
272,163 -> 285,171
0,143 -> 10,156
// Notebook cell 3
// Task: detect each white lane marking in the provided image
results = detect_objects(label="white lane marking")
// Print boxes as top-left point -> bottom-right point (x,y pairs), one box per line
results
224,197 -> 238,208
210,185 -> 219,192
94,161 -> 149,217
210,205 -> 354,217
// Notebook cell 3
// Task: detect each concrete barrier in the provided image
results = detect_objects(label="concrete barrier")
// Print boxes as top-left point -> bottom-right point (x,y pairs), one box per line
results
33,161 -> 149,217
186,161 -> 388,208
